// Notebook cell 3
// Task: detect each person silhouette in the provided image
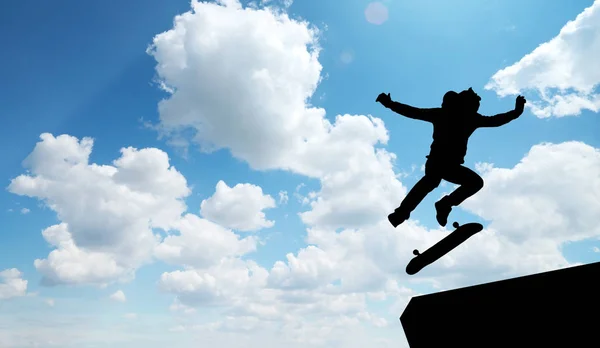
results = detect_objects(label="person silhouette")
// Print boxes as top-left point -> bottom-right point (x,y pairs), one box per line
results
376,88 -> 526,227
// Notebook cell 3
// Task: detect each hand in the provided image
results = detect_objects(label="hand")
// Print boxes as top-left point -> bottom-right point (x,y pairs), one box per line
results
376,92 -> 392,106
515,95 -> 526,113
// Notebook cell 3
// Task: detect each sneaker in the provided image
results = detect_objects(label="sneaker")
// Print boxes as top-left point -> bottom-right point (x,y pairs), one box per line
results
388,210 -> 410,228
434,199 -> 452,227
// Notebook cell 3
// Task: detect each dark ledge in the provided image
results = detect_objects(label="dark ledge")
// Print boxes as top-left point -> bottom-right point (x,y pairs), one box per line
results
400,261 -> 598,347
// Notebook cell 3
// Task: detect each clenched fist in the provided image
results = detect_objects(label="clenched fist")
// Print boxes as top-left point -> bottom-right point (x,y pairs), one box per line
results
515,95 -> 526,113
376,92 -> 392,106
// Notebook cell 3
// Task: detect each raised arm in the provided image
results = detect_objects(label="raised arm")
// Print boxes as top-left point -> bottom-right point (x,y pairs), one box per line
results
476,110 -> 520,127
376,93 -> 439,123
475,95 -> 526,128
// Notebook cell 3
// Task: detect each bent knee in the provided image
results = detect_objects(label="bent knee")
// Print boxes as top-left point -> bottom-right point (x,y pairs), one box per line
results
473,175 -> 484,190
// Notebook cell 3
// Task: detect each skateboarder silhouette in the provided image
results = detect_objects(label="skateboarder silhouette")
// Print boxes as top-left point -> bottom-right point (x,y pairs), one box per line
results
376,88 -> 526,227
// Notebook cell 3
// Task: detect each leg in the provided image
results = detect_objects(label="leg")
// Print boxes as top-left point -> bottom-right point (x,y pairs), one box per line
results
441,165 -> 484,206
434,165 -> 484,226
389,173 -> 442,228
396,175 -> 442,214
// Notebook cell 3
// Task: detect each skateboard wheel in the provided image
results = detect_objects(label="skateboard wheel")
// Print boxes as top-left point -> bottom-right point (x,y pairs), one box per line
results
413,249 -> 420,256
452,221 -> 459,229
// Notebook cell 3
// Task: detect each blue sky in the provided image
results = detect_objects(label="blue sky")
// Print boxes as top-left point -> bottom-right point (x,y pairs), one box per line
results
1,0 -> 599,347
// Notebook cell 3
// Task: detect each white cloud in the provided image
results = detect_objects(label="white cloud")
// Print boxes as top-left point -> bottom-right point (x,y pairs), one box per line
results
34,223 -> 136,287
147,0 -> 324,174
169,298 -> 197,314
0,268 -> 28,300
45,298 -> 55,307
200,181 -> 276,231
20,208 -> 30,214
269,220 -> 447,293
303,142 -> 400,226
8,133 -> 266,289
158,258 -> 268,307
457,142 -> 600,273
259,0 -> 293,9
147,0 -> 405,232
293,184 -> 310,205
154,213 -> 257,269
466,142 -> 600,243
8,133 -> 191,286
110,290 -> 126,303
485,1 -> 600,117
4,133 -> 263,296
278,191 -> 289,204
158,257 -> 396,346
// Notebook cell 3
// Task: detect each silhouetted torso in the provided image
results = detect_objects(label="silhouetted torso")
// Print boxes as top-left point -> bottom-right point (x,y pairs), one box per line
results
427,112 -> 479,164
382,103 -> 520,165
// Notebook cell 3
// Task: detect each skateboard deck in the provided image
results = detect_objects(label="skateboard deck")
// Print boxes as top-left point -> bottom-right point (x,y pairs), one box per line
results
406,222 -> 484,275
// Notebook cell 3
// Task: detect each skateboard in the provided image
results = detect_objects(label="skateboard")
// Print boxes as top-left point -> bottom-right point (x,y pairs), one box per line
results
405,222 -> 484,275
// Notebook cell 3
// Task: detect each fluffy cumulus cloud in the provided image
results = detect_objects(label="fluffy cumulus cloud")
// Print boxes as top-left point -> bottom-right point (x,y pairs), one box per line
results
148,0 -> 405,232
158,256 -> 405,347
0,268 -> 28,300
200,180 -> 276,231
147,0 -> 324,173
468,142 -> 600,243
456,142 -> 600,276
7,133 -> 264,289
485,1 -> 600,117
154,213 -> 257,269
110,290 -> 126,303
7,133 -> 191,286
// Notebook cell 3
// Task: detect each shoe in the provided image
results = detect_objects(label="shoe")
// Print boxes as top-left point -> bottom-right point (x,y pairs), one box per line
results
388,210 -> 410,228
434,198 -> 452,227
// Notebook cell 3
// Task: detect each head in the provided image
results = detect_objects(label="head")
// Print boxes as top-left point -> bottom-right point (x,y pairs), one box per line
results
441,90 -> 459,110
458,87 -> 481,113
